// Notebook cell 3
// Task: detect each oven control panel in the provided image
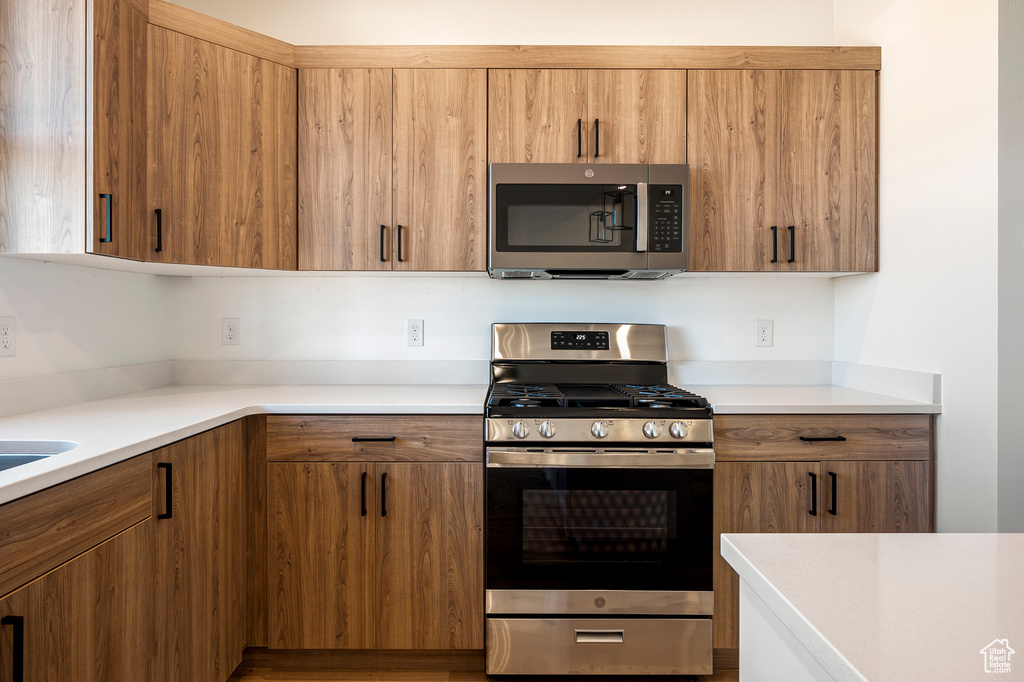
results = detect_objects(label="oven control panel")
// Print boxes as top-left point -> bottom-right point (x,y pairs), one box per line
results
486,417 -> 714,444
550,330 -> 610,350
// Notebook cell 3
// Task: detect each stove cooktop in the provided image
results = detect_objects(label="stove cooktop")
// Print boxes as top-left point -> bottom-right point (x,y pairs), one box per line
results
487,382 -> 710,411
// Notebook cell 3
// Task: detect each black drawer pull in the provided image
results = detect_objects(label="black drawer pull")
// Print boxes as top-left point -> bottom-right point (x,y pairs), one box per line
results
594,118 -> 600,158
157,462 -> 173,519
397,225 -> 404,262
360,472 -> 367,517
770,225 -> 778,263
351,436 -> 396,443
99,193 -> 113,242
2,616 -> 23,682
577,118 -> 582,158
809,471 -> 817,517
788,225 -> 796,263
381,472 -> 388,517
155,208 -> 163,253
799,436 -> 847,442
828,471 -> 838,515
379,224 -> 387,262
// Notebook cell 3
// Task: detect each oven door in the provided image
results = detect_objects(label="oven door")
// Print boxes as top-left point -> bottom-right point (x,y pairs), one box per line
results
485,448 -> 713,607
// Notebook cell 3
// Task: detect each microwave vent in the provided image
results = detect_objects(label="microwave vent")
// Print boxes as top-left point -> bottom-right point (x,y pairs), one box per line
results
500,271 -> 538,279
626,270 -> 669,280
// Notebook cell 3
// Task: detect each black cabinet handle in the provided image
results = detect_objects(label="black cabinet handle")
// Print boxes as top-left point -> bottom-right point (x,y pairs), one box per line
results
361,472 -> 367,517
576,118 -> 582,158
788,225 -> 795,263
99,193 -> 113,243
397,225 -> 404,262
379,225 -> 387,262
828,471 -> 838,515
809,471 -> 817,517
594,118 -> 600,158
770,226 -> 778,263
351,436 -> 396,442
380,472 -> 388,517
157,462 -> 173,519
799,435 -> 847,442
155,209 -> 163,253
1,616 -> 23,682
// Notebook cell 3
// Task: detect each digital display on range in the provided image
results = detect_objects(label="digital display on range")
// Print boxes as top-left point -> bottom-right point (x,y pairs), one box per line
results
551,331 -> 610,350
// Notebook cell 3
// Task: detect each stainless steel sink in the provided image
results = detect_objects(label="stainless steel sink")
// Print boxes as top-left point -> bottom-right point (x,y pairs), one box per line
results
0,440 -> 78,472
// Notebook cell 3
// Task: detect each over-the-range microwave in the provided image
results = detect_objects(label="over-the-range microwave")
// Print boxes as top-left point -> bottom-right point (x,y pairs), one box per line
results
488,163 -> 689,280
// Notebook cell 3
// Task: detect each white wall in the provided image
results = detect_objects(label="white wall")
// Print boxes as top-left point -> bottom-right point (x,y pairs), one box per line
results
0,257 -> 172,380
170,0 -> 833,46
832,0 -> 1000,530
998,0 -> 1024,532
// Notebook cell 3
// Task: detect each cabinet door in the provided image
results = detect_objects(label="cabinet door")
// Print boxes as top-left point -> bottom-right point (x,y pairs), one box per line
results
0,520 -> 153,682
393,69 -> 487,271
298,68 -> 393,271
687,70 -> 781,271
153,421 -> 247,682
780,70 -> 877,272
588,70 -> 687,164
375,462 -> 483,649
92,0 -> 147,259
819,461 -> 931,533
488,69 -> 588,163
714,461 -> 818,648
148,27 -> 297,268
268,461 -> 375,649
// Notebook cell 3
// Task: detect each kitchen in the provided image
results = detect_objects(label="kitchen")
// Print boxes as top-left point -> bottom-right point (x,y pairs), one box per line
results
0,0 -> 1020,680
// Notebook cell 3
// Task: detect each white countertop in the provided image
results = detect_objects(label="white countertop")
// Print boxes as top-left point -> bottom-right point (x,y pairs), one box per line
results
0,381 -> 938,506
722,533 -> 1024,681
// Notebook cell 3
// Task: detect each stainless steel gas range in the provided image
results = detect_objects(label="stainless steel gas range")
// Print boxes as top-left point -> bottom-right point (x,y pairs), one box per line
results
484,323 -> 714,676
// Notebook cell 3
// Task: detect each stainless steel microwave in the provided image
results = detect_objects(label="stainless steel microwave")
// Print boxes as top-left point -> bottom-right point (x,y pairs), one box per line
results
488,163 -> 689,280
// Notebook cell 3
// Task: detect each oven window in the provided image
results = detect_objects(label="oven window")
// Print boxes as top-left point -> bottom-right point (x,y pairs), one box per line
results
495,184 -> 638,252
522,489 -> 676,563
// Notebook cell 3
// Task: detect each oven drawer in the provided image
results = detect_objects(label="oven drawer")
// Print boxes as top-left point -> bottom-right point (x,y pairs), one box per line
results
713,414 -> 932,461
266,415 -> 482,462
485,617 -> 712,675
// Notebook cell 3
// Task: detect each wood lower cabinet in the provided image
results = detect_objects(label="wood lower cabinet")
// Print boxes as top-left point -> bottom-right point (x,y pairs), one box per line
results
0,520 -> 154,682
267,415 -> 484,650
688,69 -> 877,272
153,420 -> 247,682
147,25 -> 297,268
488,69 -> 686,164
712,415 -> 933,649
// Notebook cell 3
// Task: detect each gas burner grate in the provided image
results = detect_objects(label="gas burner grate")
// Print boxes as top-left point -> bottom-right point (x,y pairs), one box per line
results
614,384 -> 710,409
489,383 -> 566,408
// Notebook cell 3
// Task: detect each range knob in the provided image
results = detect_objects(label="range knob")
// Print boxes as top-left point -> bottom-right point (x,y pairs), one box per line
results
538,421 -> 557,438
643,421 -> 663,439
670,421 -> 690,439
511,421 -> 530,439
591,421 -> 609,439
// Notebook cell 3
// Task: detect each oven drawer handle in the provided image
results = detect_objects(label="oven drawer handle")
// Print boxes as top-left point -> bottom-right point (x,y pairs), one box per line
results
575,629 -> 624,644
485,448 -> 715,469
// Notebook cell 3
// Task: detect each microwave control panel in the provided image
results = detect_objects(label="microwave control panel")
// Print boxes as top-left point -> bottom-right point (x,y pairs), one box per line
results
649,185 -> 683,252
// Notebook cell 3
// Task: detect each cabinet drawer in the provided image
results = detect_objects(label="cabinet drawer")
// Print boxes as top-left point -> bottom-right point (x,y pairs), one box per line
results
266,415 -> 483,462
0,455 -> 151,598
713,414 -> 932,462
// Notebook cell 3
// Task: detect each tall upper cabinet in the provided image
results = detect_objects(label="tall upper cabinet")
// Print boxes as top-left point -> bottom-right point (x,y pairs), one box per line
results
298,68 -> 486,271
687,69 -> 877,272
488,69 -> 687,164
0,0 -> 148,258
147,25 -> 297,269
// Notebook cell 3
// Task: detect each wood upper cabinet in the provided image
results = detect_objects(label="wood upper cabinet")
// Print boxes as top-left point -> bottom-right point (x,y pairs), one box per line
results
153,420 -> 247,682
0,0 -> 147,257
267,415 -> 484,650
489,69 -> 687,164
0,521 -> 154,682
688,69 -> 877,272
299,68 -> 486,271
712,414 -> 933,650
147,26 -> 297,268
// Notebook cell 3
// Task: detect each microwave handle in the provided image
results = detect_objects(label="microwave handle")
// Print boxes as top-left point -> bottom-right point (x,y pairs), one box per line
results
636,182 -> 648,252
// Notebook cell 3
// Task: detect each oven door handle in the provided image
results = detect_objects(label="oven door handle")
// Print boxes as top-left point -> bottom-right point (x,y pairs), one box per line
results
636,182 -> 649,253
485,448 -> 715,469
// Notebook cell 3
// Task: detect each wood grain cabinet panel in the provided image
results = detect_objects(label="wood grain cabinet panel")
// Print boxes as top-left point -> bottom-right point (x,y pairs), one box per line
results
147,25 -> 297,268
488,69 -> 686,165
688,69 -> 877,272
712,414 -> 933,650
0,520 -> 154,682
153,420 -> 247,682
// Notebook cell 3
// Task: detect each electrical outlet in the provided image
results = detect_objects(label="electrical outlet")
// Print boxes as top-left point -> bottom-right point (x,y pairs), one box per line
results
407,319 -> 424,347
755,319 -> 773,347
0,317 -> 14,357
222,318 -> 240,345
